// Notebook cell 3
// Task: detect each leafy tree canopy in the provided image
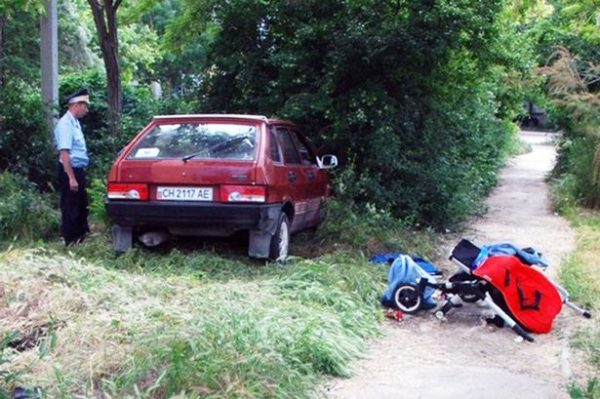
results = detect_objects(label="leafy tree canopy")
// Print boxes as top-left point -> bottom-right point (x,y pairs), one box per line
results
150,0 -> 530,225
0,0 -> 45,16
5,0 -> 589,225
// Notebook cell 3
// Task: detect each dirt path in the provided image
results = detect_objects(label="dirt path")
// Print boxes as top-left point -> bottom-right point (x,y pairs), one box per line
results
322,131 -> 590,399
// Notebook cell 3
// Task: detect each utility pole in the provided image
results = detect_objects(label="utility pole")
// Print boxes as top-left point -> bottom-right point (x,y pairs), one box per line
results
40,0 -> 58,125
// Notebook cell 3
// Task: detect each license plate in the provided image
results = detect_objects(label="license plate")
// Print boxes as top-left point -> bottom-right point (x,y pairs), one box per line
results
156,186 -> 213,201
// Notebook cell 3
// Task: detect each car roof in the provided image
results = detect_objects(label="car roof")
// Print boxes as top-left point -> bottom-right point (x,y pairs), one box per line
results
152,114 -> 293,125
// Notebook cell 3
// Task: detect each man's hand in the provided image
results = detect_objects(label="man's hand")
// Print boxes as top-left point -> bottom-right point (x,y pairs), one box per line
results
60,150 -> 79,192
69,176 -> 79,192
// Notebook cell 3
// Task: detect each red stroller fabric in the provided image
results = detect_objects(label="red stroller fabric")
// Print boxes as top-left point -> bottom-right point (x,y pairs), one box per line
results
473,255 -> 563,333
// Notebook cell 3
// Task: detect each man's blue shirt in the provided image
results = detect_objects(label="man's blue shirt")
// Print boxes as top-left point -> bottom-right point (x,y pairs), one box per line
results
54,111 -> 89,168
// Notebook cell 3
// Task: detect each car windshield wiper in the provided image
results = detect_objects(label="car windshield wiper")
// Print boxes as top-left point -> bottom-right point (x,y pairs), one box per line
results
182,136 -> 252,162
182,150 -> 208,162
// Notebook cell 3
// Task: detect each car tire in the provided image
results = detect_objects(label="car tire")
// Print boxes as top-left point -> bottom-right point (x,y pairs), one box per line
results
269,213 -> 290,262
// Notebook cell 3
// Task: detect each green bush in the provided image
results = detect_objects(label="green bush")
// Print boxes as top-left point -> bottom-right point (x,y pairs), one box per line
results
313,198 -> 437,258
553,136 -> 599,209
550,174 -> 580,216
0,80 -> 55,189
87,178 -> 109,225
0,172 -> 59,241
190,0 -> 523,228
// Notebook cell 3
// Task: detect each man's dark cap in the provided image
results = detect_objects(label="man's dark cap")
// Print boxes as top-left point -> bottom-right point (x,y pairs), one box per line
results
66,88 -> 90,105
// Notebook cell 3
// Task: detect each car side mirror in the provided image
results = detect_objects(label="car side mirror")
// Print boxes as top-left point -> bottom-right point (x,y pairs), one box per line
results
317,154 -> 338,169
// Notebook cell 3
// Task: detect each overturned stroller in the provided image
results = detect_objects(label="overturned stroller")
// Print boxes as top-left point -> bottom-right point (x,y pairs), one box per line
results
383,239 -> 591,342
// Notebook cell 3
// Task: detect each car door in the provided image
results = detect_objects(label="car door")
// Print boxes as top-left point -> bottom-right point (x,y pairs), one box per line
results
288,129 -> 327,227
271,126 -> 310,232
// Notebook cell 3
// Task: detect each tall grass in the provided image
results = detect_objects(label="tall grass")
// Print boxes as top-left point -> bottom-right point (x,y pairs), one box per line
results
314,199 -> 440,258
0,244 -> 386,398
559,215 -> 600,308
557,213 -> 600,398
0,181 -> 445,397
0,172 -> 59,242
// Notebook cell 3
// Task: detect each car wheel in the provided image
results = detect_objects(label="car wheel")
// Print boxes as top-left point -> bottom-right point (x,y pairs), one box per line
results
269,213 -> 290,262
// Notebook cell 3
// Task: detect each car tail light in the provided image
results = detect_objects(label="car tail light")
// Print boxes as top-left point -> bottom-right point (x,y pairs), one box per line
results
220,185 -> 266,202
107,183 -> 149,200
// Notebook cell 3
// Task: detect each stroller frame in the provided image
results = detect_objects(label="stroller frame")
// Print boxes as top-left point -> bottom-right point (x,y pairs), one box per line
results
392,239 -> 591,342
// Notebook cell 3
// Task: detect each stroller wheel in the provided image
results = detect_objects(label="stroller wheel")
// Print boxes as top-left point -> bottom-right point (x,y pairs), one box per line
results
459,293 -> 479,303
434,310 -> 445,320
393,284 -> 422,314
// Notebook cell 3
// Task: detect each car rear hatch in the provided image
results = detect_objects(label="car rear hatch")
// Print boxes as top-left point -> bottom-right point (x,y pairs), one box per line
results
109,118 -> 266,203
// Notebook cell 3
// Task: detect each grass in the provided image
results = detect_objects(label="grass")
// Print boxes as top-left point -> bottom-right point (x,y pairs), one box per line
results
560,214 -> 600,308
0,231 -> 395,398
557,212 -> 600,398
0,195 -> 444,397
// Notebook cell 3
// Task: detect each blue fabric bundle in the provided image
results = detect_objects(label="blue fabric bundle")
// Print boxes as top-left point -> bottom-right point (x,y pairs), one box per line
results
380,255 -> 437,309
473,243 -> 549,269
369,252 -> 441,275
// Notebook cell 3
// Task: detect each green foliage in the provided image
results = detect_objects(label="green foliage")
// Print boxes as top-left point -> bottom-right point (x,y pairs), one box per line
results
535,0 -> 600,210
119,24 -> 162,83
0,1 -> 45,77
0,172 -> 59,241
315,198 -> 438,258
163,0 -> 526,227
0,80 -> 54,188
569,377 -> 600,399
1,7 -> 41,84
560,255 -> 600,312
4,0 -> 537,229
0,0 -> 44,16
87,178 -> 108,225
559,212 -> 600,398
552,136 -> 598,209
551,174 -> 579,216
559,0 -> 600,46
58,0 -> 101,72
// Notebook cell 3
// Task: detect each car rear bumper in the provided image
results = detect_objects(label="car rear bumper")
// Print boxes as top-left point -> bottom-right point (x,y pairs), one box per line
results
105,200 -> 282,233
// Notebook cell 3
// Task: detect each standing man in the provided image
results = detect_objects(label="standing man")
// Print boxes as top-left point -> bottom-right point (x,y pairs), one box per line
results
54,88 -> 91,245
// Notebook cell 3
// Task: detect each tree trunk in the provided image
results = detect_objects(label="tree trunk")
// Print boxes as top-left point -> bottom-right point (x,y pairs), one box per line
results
87,0 -> 122,136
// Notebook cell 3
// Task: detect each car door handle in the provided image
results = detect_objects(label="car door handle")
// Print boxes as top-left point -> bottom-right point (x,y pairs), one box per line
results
288,171 -> 297,182
307,171 -> 316,182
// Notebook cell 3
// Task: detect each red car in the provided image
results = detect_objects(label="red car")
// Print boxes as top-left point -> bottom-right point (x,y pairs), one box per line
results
105,114 -> 337,260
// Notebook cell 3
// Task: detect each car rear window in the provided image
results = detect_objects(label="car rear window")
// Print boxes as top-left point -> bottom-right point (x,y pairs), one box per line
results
128,122 -> 258,161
